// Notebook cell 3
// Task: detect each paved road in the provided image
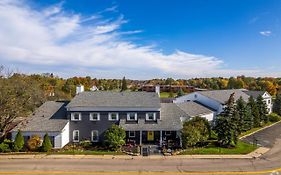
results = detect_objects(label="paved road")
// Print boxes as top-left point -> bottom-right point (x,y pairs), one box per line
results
242,122 -> 281,148
1,123 -> 281,175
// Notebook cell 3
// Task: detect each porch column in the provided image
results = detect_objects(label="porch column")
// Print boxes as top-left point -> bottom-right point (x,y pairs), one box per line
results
160,130 -> 163,146
177,131 -> 182,147
140,130 -> 142,145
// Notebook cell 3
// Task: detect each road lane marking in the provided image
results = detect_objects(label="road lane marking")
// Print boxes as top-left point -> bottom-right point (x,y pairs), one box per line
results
0,168 -> 281,175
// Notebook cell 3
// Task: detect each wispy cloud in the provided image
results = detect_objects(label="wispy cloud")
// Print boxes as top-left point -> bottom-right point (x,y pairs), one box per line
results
104,5 -> 118,13
260,30 -> 272,36
0,0 -> 268,79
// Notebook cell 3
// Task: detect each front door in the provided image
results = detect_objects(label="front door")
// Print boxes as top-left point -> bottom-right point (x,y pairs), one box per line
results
147,131 -> 154,141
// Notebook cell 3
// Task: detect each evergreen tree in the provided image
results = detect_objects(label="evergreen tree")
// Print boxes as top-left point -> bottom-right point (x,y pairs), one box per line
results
235,97 -> 246,133
215,93 -> 238,147
41,133 -> 52,152
256,95 -> 268,124
120,77 -> 127,92
243,105 -> 253,130
177,88 -> 184,97
248,96 -> 261,127
273,94 -> 281,115
13,130 -> 24,151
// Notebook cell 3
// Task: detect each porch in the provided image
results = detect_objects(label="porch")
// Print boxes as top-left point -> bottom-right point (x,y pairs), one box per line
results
125,130 -> 181,148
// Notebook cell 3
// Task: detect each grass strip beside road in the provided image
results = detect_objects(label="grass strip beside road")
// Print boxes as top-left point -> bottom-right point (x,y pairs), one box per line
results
179,141 -> 257,155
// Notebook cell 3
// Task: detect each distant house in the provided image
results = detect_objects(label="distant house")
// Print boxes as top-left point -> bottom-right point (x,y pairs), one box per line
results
174,89 -> 273,115
140,85 -> 196,93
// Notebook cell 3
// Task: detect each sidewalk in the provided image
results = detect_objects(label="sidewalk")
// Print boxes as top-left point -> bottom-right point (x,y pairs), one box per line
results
0,147 -> 269,159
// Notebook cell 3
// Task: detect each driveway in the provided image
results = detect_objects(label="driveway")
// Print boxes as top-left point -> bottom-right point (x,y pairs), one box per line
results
242,121 -> 281,148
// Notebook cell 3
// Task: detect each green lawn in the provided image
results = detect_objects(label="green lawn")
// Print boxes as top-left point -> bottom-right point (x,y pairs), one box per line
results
160,92 -> 177,98
179,141 -> 257,155
49,150 -> 125,155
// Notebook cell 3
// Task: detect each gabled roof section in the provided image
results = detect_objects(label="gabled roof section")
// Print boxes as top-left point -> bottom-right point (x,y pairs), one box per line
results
120,103 -> 188,131
198,89 -> 250,104
243,90 -> 267,99
13,101 -> 68,132
176,101 -> 214,117
66,91 -> 161,109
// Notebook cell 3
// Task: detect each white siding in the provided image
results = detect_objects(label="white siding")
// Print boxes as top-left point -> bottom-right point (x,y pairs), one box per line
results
262,92 -> 273,114
198,113 -> 215,122
174,92 -> 223,115
61,122 -> 70,147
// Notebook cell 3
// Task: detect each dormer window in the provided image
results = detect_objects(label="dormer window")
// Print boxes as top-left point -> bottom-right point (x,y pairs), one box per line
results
71,113 -> 81,121
108,113 -> 119,121
146,113 -> 156,121
127,113 -> 137,121
90,113 -> 100,121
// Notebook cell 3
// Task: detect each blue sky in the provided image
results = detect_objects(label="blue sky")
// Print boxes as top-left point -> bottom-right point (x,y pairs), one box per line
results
0,0 -> 280,79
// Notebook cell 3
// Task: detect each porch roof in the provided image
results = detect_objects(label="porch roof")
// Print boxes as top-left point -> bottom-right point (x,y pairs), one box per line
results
119,103 -> 188,131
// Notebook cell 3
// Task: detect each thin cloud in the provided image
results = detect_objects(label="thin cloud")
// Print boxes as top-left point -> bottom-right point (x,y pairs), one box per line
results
104,5 -> 118,13
260,31 -> 272,36
0,0 -> 266,79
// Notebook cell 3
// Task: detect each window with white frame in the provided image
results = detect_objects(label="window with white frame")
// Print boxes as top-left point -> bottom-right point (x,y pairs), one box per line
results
108,113 -> 119,121
129,131 -> 135,138
91,130 -> 99,142
73,130 -> 79,142
71,113 -> 81,121
268,99 -> 271,105
127,113 -> 137,121
89,113 -> 100,121
146,112 -> 156,121
165,131 -> 172,136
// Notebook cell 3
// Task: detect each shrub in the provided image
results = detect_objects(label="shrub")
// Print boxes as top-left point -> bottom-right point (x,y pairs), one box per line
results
80,140 -> 92,148
181,116 -> 210,148
268,113 -> 281,122
0,143 -> 11,153
41,133 -> 52,152
3,139 -> 14,150
27,135 -> 41,151
14,130 -> 24,151
104,125 -> 126,151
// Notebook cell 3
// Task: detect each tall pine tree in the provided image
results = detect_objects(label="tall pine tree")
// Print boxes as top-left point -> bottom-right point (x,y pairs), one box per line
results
120,76 -> 127,92
235,97 -> 246,133
273,94 -> 281,115
244,104 -> 253,130
248,96 -> 261,127
256,95 -> 268,124
215,93 -> 239,147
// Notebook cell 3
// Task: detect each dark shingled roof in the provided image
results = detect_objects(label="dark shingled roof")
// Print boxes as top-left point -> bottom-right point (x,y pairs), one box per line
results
198,89 -> 250,104
243,90 -> 266,99
66,91 -> 161,109
120,103 -> 188,131
176,101 -> 214,117
13,101 -> 68,132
